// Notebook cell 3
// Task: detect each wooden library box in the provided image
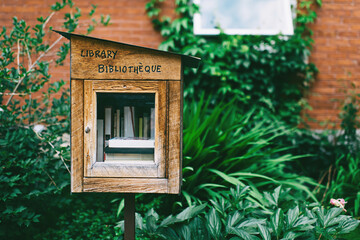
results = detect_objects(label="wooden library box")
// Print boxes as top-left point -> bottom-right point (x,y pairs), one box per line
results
55,31 -> 200,194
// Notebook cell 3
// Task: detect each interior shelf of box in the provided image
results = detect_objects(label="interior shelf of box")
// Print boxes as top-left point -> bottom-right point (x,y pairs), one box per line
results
104,147 -> 154,154
96,92 -> 156,162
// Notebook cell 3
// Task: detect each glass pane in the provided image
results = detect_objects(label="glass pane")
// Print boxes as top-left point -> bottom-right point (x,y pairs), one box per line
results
194,0 -> 294,35
96,93 -> 155,162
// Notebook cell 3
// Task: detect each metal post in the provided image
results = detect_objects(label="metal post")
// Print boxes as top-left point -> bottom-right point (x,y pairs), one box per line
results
124,194 -> 135,240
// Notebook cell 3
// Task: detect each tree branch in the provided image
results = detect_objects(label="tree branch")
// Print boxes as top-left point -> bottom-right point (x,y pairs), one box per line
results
33,128 -> 71,174
6,35 -> 63,106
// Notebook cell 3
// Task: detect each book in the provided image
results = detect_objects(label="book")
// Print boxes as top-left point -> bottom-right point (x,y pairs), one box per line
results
116,109 -> 120,137
104,107 -> 112,140
97,119 -> 104,162
139,115 -> 143,138
113,110 -> 117,138
124,106 -> 135,137
105,153 -> 154,162
150,107 -> 155,139
108,138 -> 155,148
120,111 -> 124,138
143,112 -> 149,139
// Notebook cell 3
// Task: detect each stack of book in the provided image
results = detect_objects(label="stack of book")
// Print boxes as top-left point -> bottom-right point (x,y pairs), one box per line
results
97,103 -> 155,162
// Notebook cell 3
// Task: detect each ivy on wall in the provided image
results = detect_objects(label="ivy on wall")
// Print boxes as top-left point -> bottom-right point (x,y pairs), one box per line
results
146,0 -> 321,126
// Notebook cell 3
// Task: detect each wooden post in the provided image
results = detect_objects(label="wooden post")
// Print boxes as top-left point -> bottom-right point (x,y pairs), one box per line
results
124,194 -> 135,240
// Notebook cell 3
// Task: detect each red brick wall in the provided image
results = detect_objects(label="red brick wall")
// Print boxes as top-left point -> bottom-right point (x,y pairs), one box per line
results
307,0 -> 360,129
1,0 -> 175,103
1,0 -> 358,129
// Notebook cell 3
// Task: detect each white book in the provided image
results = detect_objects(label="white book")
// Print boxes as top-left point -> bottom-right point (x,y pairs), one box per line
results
144,114 -> 149,138
105,153 -> 154,162
124,106 -> 135,138
108,139 -> 155,148
97,119 -> 104,162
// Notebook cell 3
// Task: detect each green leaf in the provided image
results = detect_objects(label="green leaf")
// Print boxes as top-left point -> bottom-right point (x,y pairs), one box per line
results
145,215 -> 158,233
286,206 -> 299,228
292,216 -> 316,231
228,227 -> 260,240
160,204 -> 206,227
209,169 -> 245,187
160,215 -> 178,227
257,224 -> 271,240
227,211 -> 243,228
338,218 -> 360,234
270,208 -> 284,238
176,204 -> 207,221
116,198 -> 125,217
207,208 -> 222,239
324,208 -> 343,227
313,207 -> 325,227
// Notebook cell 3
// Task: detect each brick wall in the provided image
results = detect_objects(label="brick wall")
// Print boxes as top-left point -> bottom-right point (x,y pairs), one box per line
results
1,0 -> 175,103
307,0 -> 360,128
1,0 -> 358,129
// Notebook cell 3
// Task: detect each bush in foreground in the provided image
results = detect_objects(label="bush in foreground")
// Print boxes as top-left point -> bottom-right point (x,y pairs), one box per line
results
117,186 -> 359,240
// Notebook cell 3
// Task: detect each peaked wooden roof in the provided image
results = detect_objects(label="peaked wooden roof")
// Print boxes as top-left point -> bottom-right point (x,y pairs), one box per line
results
53,30 -> 201,68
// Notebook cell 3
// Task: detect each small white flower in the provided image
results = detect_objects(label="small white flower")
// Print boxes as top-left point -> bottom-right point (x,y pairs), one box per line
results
33,124 -> 46,134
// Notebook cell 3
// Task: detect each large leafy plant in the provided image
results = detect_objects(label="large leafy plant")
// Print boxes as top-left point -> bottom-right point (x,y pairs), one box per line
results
320,154 -> 360,217
0,1 -> 110,238
116,186 -> 359,240
181,97 -> 317,203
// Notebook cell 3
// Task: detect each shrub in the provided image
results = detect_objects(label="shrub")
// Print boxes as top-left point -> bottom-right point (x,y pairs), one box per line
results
181,97 -> 317,203
116,185 -> 359,240
319,154 -> 360,217
0,1 -> 110,238
37,208 -> 119,240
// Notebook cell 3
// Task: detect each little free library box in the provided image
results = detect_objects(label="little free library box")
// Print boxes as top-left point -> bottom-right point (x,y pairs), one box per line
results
55,31 -> 200,194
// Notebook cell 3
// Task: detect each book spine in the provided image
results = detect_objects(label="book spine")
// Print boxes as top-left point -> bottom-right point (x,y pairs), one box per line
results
97,119 -> 104,162
150,107 -> 155,139
108,139 -> 155,148
113,110 -> 117,138
116,109 -> 120,137
120,110 -> 124,138
104,153 -> 154,161
124,106 -> 135,138
144,112 -> 149,139
139,114 -> 143,138
105,107 -> 112,140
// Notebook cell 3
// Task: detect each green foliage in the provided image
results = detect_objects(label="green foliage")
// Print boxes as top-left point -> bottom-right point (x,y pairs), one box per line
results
338,82 -> 360,156
0,1 -> 110,239
119,185 -> 359,240
37,208 -> 120,240
277,83 -> 360,216
181,97 -> 317,203
320,154 -> 360,217
146,0 -> 320,125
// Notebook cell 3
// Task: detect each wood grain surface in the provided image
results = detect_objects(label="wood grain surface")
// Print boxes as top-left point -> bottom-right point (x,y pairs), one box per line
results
70,35 -> 184,192
83,80 -> 167,178
71,80 -> 84,192
167,81 -> 182,194
71,36 -> 182,81
83,178 -> 168,193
